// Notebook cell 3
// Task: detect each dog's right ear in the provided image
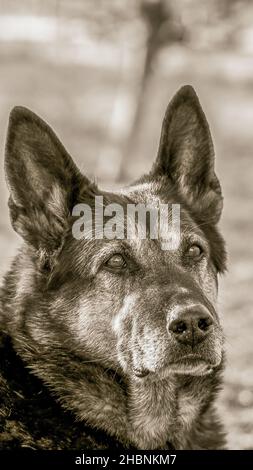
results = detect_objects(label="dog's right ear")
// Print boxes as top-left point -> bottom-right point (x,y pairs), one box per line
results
5,107 -> 93,259
152,86 -> 223,223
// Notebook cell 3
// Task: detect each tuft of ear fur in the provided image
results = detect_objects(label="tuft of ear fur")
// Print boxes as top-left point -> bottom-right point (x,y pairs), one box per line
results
4,107 -> 90,263
153,85 -> 223,223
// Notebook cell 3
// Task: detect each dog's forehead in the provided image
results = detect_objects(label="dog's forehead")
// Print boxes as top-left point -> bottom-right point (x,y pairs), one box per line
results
118,179 -> 168,204
60,180 -> 213,284
96,181 -> 204,256
66,179 -> 209,275
113,180 -> 197,232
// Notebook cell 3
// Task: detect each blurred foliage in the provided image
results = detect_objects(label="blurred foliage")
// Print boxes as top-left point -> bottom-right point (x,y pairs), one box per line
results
1,0 -> 253,48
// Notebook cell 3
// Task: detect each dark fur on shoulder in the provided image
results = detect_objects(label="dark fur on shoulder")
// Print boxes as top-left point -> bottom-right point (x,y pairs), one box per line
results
0,86 -> 227,449
0,332 -> 129,449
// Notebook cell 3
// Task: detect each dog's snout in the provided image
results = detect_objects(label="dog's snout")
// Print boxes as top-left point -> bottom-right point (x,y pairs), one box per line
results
168,307 -> 213,346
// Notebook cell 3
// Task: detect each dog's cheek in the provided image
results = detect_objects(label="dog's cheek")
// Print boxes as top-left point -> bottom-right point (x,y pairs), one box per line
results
63,276 -> 131,363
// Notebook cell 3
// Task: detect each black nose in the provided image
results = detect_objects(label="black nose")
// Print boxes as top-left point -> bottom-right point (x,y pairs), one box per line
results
168,307 -> 213,346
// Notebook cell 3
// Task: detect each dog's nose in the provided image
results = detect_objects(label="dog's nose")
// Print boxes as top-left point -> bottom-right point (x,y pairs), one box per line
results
168,307 -> 213,346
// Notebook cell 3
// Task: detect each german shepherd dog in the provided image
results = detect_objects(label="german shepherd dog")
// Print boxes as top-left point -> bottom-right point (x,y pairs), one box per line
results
0,86 -> 227,450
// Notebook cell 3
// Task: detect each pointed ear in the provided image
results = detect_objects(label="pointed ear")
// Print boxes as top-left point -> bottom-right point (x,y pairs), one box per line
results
153,85 -> 223,223
5,107 -> 91,262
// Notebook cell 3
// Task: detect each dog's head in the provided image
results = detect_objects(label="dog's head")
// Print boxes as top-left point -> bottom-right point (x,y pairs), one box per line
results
4,86 -> 226,381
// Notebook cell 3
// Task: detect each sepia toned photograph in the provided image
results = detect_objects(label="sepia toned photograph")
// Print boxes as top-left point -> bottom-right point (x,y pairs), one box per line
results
0,0 -> 252,461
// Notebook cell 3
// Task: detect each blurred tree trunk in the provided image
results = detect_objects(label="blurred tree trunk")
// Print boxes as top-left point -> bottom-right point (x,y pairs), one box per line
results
118,0 -> 184,181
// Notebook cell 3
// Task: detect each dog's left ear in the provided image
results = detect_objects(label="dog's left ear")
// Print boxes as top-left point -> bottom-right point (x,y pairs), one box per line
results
4,106 -> 93,266
153,85 -> 223,223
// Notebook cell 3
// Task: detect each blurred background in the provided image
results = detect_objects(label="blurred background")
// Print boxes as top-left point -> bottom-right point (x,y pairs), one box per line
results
0,0 -> 252,449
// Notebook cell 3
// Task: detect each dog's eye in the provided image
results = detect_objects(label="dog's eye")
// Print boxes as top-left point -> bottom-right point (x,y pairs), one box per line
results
186,244 -> 203,259
104,254 -> 127,271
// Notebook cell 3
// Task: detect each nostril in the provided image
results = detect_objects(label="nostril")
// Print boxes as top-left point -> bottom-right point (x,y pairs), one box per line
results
171,320 -> 188,334
133,367 -> 150,378
198,317 -> 212,332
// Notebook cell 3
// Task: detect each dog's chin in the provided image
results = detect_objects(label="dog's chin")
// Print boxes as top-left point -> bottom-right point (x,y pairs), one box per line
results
129,355 -> 221,380
165,360 -> 216,377
161,354 -> 222,378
